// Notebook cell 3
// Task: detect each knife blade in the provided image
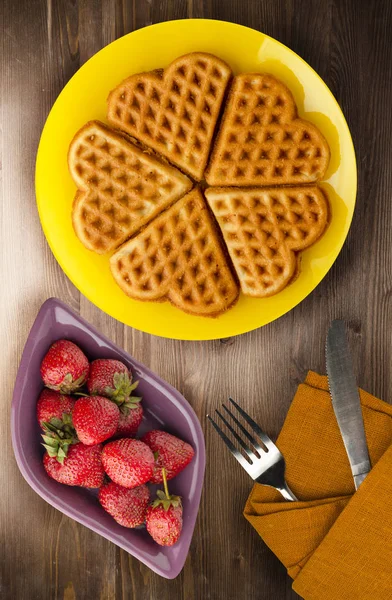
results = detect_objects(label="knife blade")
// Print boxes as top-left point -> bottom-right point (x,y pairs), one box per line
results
326,320 -> 371,489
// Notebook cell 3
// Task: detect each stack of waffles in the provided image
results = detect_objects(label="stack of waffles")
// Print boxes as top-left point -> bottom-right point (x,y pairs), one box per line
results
69,52 -> 330,317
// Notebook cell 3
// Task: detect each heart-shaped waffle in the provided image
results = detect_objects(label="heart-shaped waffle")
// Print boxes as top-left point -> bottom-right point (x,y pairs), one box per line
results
68,56 -> 332,315
205,73 -> 330,186
205,186 -> 329,297
68,121 -> 192,253
107,53 -> 232,181
110,188 -> 239,317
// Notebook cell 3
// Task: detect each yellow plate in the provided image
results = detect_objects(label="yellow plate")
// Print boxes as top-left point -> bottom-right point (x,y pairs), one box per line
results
36,19 -> 356,340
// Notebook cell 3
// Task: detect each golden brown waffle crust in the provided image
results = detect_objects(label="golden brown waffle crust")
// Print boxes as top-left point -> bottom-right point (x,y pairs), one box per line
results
205,73 -> 330,187
107,53 -> 232,181
68,120 -> 192,254
67,57 -> 334,315
68,120 -> 193,191
109,187 -> 240,317
205,186 -> 329,298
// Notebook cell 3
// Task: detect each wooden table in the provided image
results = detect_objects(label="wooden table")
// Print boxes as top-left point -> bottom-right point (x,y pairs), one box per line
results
1,1 -> 391,598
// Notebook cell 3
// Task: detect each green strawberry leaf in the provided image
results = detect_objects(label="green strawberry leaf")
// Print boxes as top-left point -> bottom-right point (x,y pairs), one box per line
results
113,372 -> 130,389
62,413 -> 73,426
123,396 -> 142,410
106,373 -> 131,404
42,421 -> 60,434
108,373 -> 143,408
57,446 -> 67,460
152,496 -> 172,511
41,434 -> 58,448
59,372 -> 88,394
41,416 -> 78,463
130,396 -> 143,403
171,497 -> 182,508
42,444 -> 59,457
104,385 -> 116,397
129,380 -> 139,392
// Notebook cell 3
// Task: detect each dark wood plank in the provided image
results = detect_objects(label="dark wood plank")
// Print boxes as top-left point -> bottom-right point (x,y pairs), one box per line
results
1,0 -> 392,599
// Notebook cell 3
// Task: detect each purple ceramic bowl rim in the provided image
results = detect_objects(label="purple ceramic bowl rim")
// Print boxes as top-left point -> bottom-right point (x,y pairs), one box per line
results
10,297 -> 206,579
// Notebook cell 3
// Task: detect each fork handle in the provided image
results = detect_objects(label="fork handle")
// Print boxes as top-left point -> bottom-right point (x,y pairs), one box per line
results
277,482 -> 298,502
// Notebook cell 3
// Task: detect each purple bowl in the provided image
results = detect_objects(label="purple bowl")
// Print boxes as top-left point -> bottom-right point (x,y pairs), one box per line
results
11,298 -> 205,579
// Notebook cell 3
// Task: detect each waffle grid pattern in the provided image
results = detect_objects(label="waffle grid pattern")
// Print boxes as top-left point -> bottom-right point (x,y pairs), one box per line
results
205,187 -> 329,297
107,53 -> 232,180
205,73 -> 330,186
69,121 -> 191,253
68,57 -> 331,310
110,188 -> 239,316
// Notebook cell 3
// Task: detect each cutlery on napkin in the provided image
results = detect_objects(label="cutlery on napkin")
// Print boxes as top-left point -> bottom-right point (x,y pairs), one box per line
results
244,371 -> 392,599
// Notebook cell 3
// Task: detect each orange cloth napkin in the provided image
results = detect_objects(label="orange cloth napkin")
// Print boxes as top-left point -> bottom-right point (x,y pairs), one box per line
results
244,372 -> 392,599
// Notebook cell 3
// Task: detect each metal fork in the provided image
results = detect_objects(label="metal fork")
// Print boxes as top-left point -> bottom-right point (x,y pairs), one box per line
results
207,398 -> 298,502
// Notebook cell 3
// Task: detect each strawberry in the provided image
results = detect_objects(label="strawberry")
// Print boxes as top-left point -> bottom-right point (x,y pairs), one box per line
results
40,340 -> 89,393
37,389 -> 78,463
72,396 -> 119,445
145,468 -> 183,546
101,438 -> 154,489
98,482 -> 149,528
37,389 -> 75,427
43,442 -> 104,487
141,430 -> 195,483
87,359 -> 143,436
87,359 -> 133,401
116,404 -> 143,437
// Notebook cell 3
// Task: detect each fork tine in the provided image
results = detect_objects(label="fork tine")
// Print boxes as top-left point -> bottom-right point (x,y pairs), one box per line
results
215,409 -> 256,460
228,397 -> 275,450
207,414 -> 252,471
222,403 -> 265,454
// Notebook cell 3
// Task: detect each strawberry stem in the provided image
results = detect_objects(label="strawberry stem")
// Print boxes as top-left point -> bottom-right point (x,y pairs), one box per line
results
162,468 -> 170,499
152,470 -> 182,511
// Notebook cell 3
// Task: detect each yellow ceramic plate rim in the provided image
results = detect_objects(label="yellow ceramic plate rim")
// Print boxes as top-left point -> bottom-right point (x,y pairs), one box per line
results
36,19 -> 357,340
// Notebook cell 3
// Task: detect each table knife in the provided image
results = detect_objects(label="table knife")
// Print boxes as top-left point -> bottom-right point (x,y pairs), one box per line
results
326,320 -> 371,489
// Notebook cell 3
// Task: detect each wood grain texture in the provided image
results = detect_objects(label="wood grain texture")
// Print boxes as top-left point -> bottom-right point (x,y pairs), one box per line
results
1,0 -> 391,598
